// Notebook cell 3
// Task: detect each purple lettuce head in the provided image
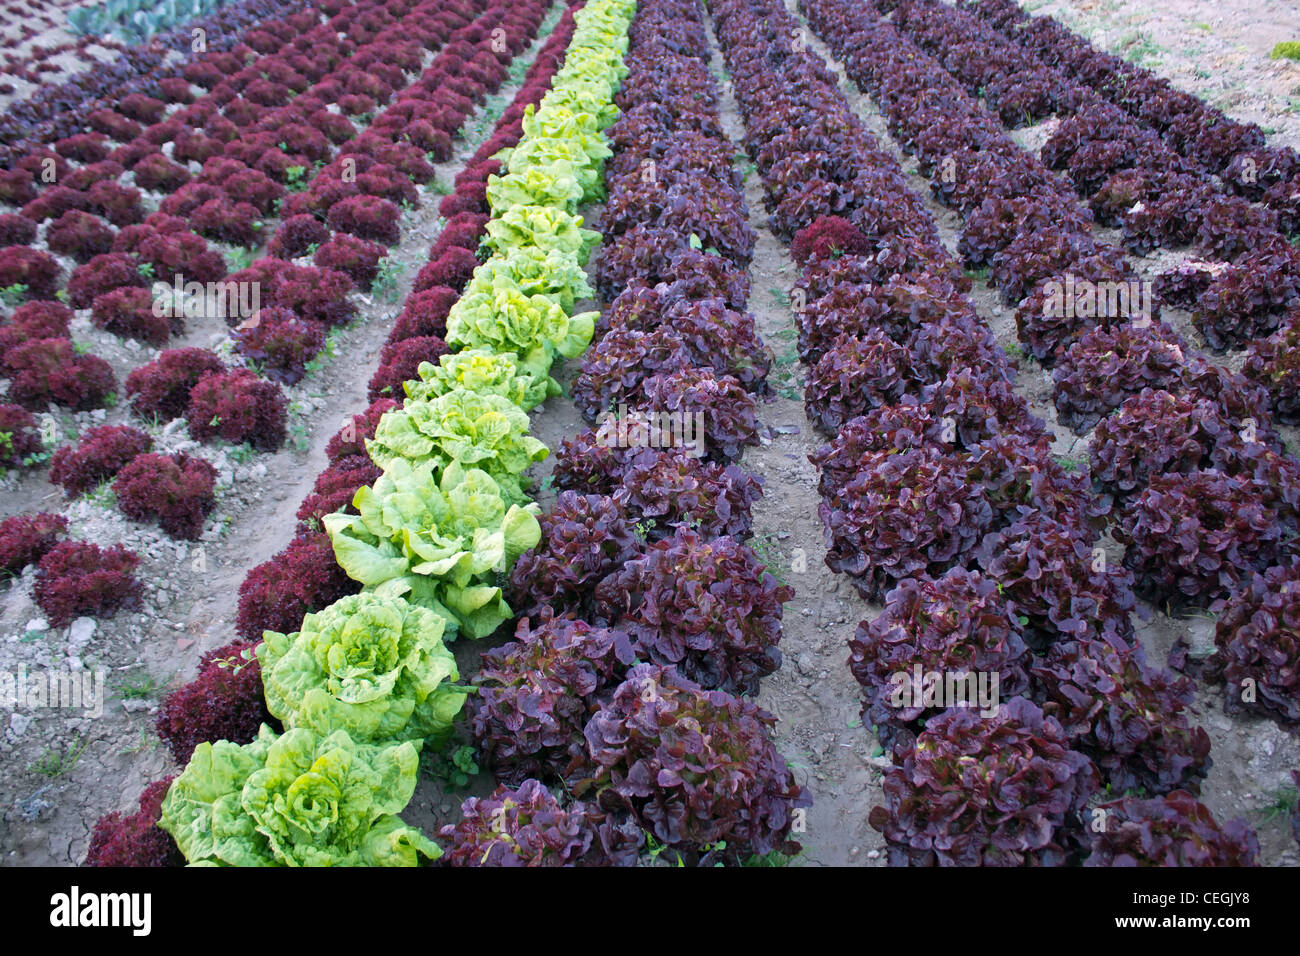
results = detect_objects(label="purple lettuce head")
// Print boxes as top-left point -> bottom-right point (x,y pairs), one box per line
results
575,664 -> 809,864
1083,791 -> 1258,866
595,528 -> 793,695
868,696 -> 1098,866
439,779 -> 643,867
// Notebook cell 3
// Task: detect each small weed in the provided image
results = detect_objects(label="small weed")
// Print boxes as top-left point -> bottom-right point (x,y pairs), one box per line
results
118,723 -> 160,757
370,256 -> 405,303
422,740 -> 480,789
114,672 -> 164,701
83,478 -> 116,509
285,401 -> 312,453
225,246 -> 255,272
21,446 -> 53,469
644,831 -> 686,867
1255,784 -> 1298,823
303,328 -> 342,376
1271,41 -> 1300,62
212,645 -> 258,676
1117,32 -> 1164,67
228,442 -> 258,464
0,283 -> 28,307
28,734 -> 90,778
749,532 -> 788,585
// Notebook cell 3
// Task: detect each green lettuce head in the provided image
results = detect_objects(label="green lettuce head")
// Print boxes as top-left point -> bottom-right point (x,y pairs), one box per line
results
486,161 -> 584,215
444,283 -> 595,381
159,725 -> 439,867
480,207 -> 600,269
323,459 -> 541,639
257,593 -> 466,745
405,349 -> 561,411
366,388 -> 549,501
501,105 -> 612,201
465,245 -> 596,310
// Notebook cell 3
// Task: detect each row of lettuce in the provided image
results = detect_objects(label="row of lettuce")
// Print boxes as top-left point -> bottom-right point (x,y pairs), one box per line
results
2,0 -> 560,667
2,0 -> 310,159
800,0 -> 1300,845
436,0 -> 811,866
0,0 -> 535,642
709,0 -> 1268,865
146,0 -> 640,867
0,0 -> 515,459
81,0 -> 587,866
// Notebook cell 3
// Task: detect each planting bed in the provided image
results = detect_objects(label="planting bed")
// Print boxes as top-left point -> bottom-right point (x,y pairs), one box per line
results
1,0 -> 1297,870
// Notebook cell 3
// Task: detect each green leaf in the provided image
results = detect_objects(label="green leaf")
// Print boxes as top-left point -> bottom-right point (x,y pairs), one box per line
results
257,592 -> 466,745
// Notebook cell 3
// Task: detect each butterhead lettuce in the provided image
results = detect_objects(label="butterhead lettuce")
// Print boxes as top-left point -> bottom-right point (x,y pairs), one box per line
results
445,283 -> 596,381
159,725 -> 439,867
405,349 -> 561,411
257,592 -> 466,745
324,459 -> 541,639
366,388 -> 549,502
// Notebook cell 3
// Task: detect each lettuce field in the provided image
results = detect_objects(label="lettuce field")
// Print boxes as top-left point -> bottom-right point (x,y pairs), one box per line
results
0,0 -> 1297,871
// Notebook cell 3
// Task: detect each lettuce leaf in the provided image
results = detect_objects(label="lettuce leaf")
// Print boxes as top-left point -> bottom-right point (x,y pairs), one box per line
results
159,725 -> 439,867
480,207 -> 600,268
445,283 -> 595,380
324,459 -> 541,639
406,349 -> 561,410
257,592 -> 466,745
366,388 -> 549,500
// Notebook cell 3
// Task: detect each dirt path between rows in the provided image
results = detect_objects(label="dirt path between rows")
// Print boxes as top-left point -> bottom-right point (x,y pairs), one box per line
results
701,6 -> 890,867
